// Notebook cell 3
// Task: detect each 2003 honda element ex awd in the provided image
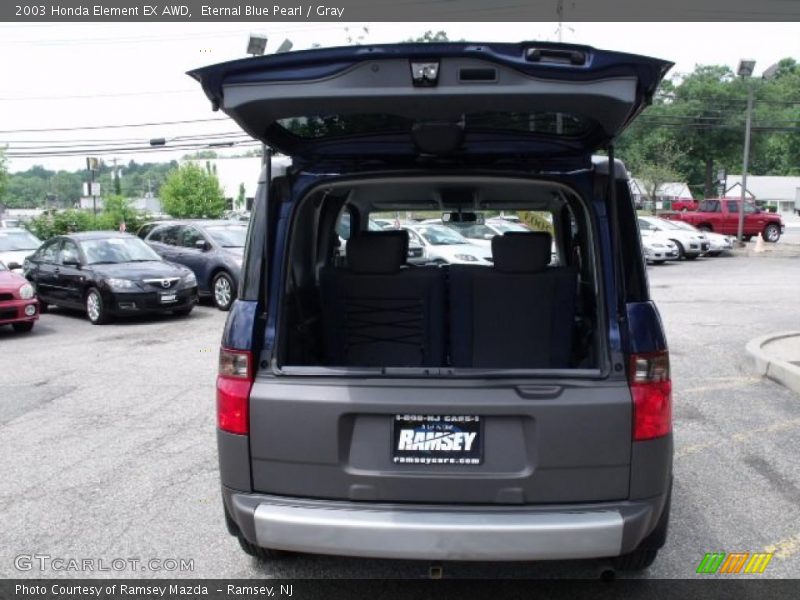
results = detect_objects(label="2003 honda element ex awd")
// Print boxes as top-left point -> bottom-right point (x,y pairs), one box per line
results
191,41 -> 674,571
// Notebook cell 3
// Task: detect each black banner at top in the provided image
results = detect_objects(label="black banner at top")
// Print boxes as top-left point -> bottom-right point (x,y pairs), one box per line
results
3,0 -> 800,22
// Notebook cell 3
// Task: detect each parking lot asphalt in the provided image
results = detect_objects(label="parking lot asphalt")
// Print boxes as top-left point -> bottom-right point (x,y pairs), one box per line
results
1,235 -> 799,580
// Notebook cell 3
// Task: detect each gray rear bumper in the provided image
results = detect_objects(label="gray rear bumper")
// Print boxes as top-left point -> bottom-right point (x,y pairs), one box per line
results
224,489 -> 667,561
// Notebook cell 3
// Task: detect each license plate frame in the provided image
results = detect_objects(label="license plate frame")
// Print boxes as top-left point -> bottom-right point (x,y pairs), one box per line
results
392,414 -> 482,465
159,293 -> 177,304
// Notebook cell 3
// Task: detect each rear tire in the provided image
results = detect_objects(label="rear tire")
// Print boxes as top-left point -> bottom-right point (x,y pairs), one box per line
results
237,536 -> 291,561
671,240 -> 685,260
685,254 -> 698,261
613,548 -> 659,571
763,223 -> 781,243
613,481 -> 671,572
212,271 -> 235,311
12,322 -> 34,333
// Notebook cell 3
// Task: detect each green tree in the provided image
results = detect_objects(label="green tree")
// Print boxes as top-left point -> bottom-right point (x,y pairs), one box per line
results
98,194 -> 145,232
236,183 -> 246,210
160,163 -> 225,218
405,30 -> 450,43
0,148 -> 8,203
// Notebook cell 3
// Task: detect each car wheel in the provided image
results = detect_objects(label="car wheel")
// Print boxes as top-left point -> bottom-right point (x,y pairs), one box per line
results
671,240 -> 685,260
763,223 -> 781,243
613,481 -> 671,572
743,235 -> 753,242
708,251 -> 721,257
698,225 -> 711,232
12,322 -> 34,333
38,300 -> 49,313
85,288 -> 111,325
685,254 -> 698,261
236,536 -> 292,561
654,260 -> 665,265
212,272 -> 235,311
172,306 -> 193,317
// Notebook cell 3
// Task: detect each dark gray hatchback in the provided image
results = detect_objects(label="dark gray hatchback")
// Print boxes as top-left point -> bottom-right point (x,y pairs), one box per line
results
192,41 -> 674,571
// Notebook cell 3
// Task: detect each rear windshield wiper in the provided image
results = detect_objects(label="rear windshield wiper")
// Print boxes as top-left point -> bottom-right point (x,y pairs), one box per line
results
87,261 -> 118,265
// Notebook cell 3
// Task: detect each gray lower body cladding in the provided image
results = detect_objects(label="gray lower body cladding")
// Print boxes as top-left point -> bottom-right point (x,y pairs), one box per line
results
222,487 -> 669,560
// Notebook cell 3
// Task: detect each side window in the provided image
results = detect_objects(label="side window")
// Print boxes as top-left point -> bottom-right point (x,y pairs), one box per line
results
335,211 -> 352,240
179,226 -> 205,249
406,229 -> 423,245
743,202 -> 756,214
59,240 -> 80,265
39,240 -> 59,263
159,226 -> 180,246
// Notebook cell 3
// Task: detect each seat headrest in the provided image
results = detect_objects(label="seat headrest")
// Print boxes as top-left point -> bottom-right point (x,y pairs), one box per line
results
346,231 -> 409,273
492,231 -> 552,273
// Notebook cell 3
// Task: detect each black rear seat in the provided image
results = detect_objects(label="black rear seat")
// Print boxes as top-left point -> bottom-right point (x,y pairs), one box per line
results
449,232 -> 576,368
319,231 -> 445,367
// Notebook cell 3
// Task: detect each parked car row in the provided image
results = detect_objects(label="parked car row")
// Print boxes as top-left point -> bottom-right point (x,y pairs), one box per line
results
638,215 -> 733,265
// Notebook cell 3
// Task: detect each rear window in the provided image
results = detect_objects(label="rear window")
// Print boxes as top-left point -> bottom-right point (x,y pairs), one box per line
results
277,111 -> 593,140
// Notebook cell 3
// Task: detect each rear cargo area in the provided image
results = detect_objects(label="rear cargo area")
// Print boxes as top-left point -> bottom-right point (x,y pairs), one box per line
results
248,174 -> 633,504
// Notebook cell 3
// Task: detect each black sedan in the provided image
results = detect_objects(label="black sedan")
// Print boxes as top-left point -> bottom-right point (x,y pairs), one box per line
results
23,232 -> 198,325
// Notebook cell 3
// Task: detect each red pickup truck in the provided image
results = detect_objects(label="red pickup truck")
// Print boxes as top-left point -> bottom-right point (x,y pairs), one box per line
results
663,198 -> 784,242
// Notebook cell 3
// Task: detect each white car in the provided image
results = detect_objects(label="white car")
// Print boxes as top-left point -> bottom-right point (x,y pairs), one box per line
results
669,220 -> 733,256
638,216 -> 710,260
0,228 -> 42,271
404,223 -> 493,265
641,231 -> 679,264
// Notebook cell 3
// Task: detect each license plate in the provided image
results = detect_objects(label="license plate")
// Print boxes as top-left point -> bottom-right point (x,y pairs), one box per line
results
392,415 -> 482,465
160,293 -> 177,303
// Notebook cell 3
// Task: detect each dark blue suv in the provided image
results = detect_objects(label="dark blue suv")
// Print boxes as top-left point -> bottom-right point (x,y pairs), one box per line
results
192,42 -> 674,571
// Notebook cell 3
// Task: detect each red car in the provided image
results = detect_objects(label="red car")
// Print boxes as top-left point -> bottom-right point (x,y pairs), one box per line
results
0,261 -> 39,333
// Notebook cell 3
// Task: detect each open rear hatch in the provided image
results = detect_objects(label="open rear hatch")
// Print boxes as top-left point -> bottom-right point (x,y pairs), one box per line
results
189,42 -> 672,164
198,43 -> 672,505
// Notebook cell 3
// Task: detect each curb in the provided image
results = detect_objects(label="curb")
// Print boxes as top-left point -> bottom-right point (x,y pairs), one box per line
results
746,331 -> 800,397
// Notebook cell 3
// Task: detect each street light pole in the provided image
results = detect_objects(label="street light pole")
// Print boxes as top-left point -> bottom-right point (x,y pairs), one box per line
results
735,59 -> 756,245
737,85 -> 753,245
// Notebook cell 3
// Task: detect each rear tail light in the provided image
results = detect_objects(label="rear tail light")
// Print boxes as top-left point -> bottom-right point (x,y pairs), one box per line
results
217,348 -> 253,435
629,351 -> 672,441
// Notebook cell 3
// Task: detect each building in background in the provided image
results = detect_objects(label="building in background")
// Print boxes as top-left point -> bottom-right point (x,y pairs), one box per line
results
725,175 -> 800,215
629,179 -> 693,210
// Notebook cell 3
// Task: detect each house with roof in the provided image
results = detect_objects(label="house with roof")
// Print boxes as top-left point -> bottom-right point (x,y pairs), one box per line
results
724,175 -> 800,215
629,179 -> 693,209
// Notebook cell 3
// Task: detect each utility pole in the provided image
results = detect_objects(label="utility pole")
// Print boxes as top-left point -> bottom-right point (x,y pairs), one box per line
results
736,86 -> 753,245
112,157 -> 121,195
556,0 -> 564,42
735,59 -> 756,245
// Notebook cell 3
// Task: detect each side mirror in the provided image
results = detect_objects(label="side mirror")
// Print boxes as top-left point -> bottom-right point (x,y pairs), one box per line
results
7,261 -> 22,271
195,239 -> 210,251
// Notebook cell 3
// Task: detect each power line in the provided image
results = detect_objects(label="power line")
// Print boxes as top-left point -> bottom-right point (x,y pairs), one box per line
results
4,141 -> 262,158
0,117 -> 231,134
3,131 -> 247,147
0,89 -> 197,101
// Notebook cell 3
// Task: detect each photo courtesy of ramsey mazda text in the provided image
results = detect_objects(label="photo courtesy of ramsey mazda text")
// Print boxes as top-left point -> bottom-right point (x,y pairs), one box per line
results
196,41 -> 674,570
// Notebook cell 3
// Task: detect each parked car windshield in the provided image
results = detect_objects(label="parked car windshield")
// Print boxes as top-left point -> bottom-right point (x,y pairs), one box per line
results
0,230 -> 42,251
671,221 -> 698,232
80,237 -> 163,264
205,225 -> 248,248
447,222 -> 496,239
415,225 -> 469,245
489,221 -> 529,233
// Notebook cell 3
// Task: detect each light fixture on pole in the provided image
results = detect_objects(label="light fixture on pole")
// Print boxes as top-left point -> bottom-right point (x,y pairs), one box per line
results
247,33 -> 268,57
276,39 -> 293,53
735,59 -> 755,246
245,33 -> 271,165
